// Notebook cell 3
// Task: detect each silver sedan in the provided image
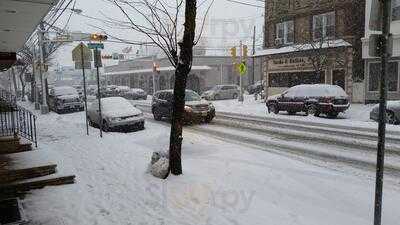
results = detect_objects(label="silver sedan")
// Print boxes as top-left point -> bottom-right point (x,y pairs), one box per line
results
370,101 -> 400,125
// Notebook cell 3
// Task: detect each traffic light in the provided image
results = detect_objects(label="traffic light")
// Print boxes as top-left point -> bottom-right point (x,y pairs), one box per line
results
230,47 -> 237,58
242,45 -> 248,60
90,33 -> 108,42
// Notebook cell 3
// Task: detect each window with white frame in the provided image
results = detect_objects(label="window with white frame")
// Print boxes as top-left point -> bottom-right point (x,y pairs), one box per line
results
393,0 -> 400,21
276,20 -> 294,45
313,12 -> 335,40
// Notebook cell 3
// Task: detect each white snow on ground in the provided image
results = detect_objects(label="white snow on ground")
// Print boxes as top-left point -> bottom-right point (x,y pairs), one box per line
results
14,106 -> 400,225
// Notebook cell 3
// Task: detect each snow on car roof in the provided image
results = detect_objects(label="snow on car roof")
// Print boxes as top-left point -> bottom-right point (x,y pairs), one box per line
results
53,86 -> 78,95
101,97 -> 141,116
287,84 -> 347,97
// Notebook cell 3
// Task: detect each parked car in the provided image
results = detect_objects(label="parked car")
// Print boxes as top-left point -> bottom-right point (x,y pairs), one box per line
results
49,86 -> 84,113
247,80 -> 264,95
123,88 -> 147,100
152,89 -> 215,123
266,84 -> 350,118
116,86 -> 130,96
87,97 -> 145,132
201,85 -> 240,100
370,101 -> 400,125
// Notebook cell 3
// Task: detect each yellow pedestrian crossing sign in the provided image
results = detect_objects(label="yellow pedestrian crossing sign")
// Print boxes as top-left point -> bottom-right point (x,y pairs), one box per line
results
238,62 -> 247,76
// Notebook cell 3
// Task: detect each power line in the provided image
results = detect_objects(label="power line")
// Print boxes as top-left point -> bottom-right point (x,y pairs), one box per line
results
225,0 -> 264,8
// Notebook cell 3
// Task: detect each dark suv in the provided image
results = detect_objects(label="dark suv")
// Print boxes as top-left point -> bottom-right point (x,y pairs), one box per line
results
266,84 -> 350,118
49,86 -> 84,113
152,89 -> 215,123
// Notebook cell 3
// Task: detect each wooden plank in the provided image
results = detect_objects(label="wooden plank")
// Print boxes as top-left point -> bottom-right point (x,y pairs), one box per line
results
0,164 -> 57,184
0,143 -> 32,155
0,175 -> 76,195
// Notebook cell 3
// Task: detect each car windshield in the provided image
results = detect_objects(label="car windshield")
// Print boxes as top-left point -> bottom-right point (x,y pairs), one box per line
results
210,86 -> 221,91
185,91 -> 201,101
54,87 -> 78,96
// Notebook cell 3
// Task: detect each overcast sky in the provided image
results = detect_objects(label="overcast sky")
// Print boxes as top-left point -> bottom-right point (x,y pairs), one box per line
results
51,0 -> 264,67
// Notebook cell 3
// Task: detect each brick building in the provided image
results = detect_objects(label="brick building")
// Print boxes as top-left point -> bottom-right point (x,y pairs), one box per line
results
257,0 -> 365,99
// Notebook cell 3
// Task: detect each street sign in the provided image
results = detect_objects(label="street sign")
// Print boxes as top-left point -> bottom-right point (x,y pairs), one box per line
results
72,43 -> 92,62
94,49 -> 102,67
238,62 -> 247,76
75,61 -> 92,70
88,43 -> 104,49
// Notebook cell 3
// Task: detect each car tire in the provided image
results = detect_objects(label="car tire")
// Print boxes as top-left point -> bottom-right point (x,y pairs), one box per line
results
87,117 -> 93,127
327,112 -> 338,119
153,110 -> 162,121
205,116 -> 214,123
306,104 -> 318,116
232,93 -> 238,99
102,120 -> 110,132
269,104 -> 279,114
386,110 -> 399,125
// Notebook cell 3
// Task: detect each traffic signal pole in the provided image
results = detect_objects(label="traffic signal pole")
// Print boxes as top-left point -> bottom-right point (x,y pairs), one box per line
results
373,1 -> 391,225
239,41 -> 244,102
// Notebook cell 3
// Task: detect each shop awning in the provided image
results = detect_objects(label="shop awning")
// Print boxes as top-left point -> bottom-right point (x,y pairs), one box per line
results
105,65 -> 212,76
0,0 -> 58,71
254,39 -> 351,57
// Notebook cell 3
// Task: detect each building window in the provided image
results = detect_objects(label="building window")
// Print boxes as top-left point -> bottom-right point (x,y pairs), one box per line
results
393,0 -> 400,21
268,71 -> 325,87
276,20 -> 294,45
313,12 -> 335,40
369,62 -> 398,92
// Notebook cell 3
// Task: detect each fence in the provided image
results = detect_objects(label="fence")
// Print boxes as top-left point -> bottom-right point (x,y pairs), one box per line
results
0,89 -> 37,147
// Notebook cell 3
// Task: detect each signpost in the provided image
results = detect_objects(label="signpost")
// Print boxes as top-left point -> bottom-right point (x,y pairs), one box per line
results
72,43 -> 92,135
88,43 -> 104,138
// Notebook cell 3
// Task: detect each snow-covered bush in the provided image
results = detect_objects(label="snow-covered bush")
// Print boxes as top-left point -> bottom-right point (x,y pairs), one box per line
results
151,157 -> 169,179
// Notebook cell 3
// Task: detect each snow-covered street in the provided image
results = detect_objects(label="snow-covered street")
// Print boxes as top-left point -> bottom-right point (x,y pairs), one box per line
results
18,108 -> 400,225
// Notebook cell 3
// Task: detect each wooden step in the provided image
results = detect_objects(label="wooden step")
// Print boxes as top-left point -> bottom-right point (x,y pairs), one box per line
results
0,142 -> 32,155
0,175 -> 76,198
0,164 -> 57,184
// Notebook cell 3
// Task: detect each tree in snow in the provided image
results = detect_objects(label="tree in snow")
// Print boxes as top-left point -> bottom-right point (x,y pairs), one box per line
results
104,0 -> 214,176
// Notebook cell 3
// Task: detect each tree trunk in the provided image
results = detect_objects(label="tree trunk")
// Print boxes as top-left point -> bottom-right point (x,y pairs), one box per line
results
169,0 -> 197,176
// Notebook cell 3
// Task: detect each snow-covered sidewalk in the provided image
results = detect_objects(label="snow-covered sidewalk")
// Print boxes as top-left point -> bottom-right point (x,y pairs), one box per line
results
20,110 -> 400,225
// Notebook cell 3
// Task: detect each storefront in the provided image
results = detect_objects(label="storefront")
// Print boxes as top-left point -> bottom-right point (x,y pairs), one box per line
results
257,46 -> 353,98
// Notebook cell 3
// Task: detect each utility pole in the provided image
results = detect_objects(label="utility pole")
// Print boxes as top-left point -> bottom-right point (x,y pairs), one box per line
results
373,0 -> 391,224
252,26 -> 256,85
33,47 -> 40,110
38,22 -> 49,114
80,43 -> 89,135
239,40 -> 244,102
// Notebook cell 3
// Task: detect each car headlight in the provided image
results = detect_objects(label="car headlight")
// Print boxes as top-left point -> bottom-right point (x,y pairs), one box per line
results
109,117 -> 121,122
184,105 -> 193,113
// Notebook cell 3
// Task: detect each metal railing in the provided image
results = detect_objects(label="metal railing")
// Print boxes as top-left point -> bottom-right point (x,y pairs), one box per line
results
0,89 -> 37,147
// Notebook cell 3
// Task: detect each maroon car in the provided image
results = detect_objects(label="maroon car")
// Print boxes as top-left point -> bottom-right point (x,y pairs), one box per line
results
266,84 -> 350,118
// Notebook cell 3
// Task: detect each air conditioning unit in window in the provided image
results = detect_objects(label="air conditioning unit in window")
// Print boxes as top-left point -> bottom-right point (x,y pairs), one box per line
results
275,38 -> 283,46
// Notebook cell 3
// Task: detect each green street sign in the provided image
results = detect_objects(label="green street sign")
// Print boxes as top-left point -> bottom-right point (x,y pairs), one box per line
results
87,43 -> 104,49
238,62 -> 247,76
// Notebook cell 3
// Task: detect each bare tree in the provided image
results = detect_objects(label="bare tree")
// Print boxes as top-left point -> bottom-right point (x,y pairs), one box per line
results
105,0 -> 213,176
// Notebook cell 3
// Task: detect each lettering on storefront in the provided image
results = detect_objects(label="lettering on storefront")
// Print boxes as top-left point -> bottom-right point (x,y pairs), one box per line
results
268,57 -> 312,71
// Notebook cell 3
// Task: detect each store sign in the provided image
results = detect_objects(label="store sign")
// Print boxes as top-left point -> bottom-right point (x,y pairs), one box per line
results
268,57 -> 312,71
